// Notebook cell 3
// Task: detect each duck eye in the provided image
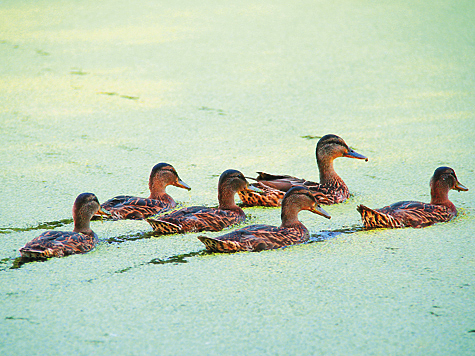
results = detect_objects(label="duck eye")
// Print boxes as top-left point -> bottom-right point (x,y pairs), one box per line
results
164,168 -> 177,176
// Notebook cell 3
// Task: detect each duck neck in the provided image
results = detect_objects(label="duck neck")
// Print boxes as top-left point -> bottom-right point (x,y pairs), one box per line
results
218,187 -> 239,210
280,202 -> 302,228
149,181 -> 169,200
73,212 -> 93,236
318,156 -> 343,186
430,184 -> 455,210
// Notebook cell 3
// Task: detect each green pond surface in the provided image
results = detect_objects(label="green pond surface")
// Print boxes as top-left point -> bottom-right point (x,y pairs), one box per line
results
1,0 -> 475,354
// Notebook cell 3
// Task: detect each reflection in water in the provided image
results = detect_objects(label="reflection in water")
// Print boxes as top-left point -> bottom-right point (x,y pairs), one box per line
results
114,227 -> 364,273
105,231 -> 157,244
309,226 -> 363,243
301,135 -> 323,140
0,256 -> 46,271
0,219 -> 73,234
2,226 -> 364,271
148,251 -> 205,265
4,316 -> 40,325
115,251 -> 206,273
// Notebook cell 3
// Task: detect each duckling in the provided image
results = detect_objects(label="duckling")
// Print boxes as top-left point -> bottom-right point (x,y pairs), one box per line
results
98,163 -> 190,220
146,169 -> 259,234
19,193 -> 111,258
198,186 -> 331,252
238,134 -> 367,207
357,167 -> 468,229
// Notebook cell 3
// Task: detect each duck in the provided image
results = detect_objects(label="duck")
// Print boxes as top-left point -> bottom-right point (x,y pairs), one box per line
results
19,193 -> 111,258
238,134 -> 367,207
146,169 -> 260,234
97,163 -> 191,220
198,186 -> 331,252
357,167 -> 468,229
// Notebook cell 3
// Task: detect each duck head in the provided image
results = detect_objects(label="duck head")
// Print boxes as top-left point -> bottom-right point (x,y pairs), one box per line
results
73,193 -> 110,232
149,163 -> 191,198
316,134 -> 368,163
218,169 -> 259,208
281,186 -> 331,227
218,169 -> 253,193
430,167 -> 468,204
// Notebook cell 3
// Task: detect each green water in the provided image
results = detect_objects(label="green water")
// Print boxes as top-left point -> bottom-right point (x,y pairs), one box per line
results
1,0 -> 475,354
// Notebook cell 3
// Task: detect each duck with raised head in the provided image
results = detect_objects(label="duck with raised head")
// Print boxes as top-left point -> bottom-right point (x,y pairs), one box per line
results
20,193 -> 111,258
146,169 -> 260,234
357,167 -> 468,229
238,134 -> 367,207
198,186 -> 331,252
97,163 -> 191,220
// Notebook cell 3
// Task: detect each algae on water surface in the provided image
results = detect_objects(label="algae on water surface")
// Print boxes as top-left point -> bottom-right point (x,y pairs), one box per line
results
1,0 -> 475,355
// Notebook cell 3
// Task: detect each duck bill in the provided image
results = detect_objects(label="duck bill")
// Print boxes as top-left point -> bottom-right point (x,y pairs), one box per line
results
173,179 -> 191,191
96,207 -> 112,217
309,205 -> 331,219
344,149 -> 368,162
454,181 -> 468,192
246,184 -> 263,194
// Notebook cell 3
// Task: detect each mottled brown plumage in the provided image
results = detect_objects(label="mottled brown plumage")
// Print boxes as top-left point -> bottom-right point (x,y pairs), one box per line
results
19,193 -> 111,258
97,163 -> 190,220
238,134 -> 367,207
357,167 -> 468,229
198,186 -> 331,253
146,169 -> 259,234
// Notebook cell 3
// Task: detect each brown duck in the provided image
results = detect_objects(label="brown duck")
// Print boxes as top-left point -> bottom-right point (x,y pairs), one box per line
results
146,169 -> 259,234
198,186 -> 331,252
97,163 -> 190,220
357,167 -> 468,229
238,134 -> 367,207
20,193 -> 111,258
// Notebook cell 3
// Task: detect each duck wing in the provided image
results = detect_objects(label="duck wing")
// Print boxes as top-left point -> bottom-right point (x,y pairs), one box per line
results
237,173 -> 303,207
358,201 -> 455,229
19,231 -> 97,258
147,206 -> 245,234
256,172 -> 307,191
381,201 -> 455,228
106,197 -> 172,220
100,195 -> 136,210
198,224 -> 309,252
238,182 -> 285,207
240,172 -> 346,206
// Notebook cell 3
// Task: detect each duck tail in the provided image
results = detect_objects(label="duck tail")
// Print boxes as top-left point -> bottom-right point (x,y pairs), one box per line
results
146,218 -> 181,234
356,205 -> 401,229
19,247 -> 53,259
197,236 -> 241,253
